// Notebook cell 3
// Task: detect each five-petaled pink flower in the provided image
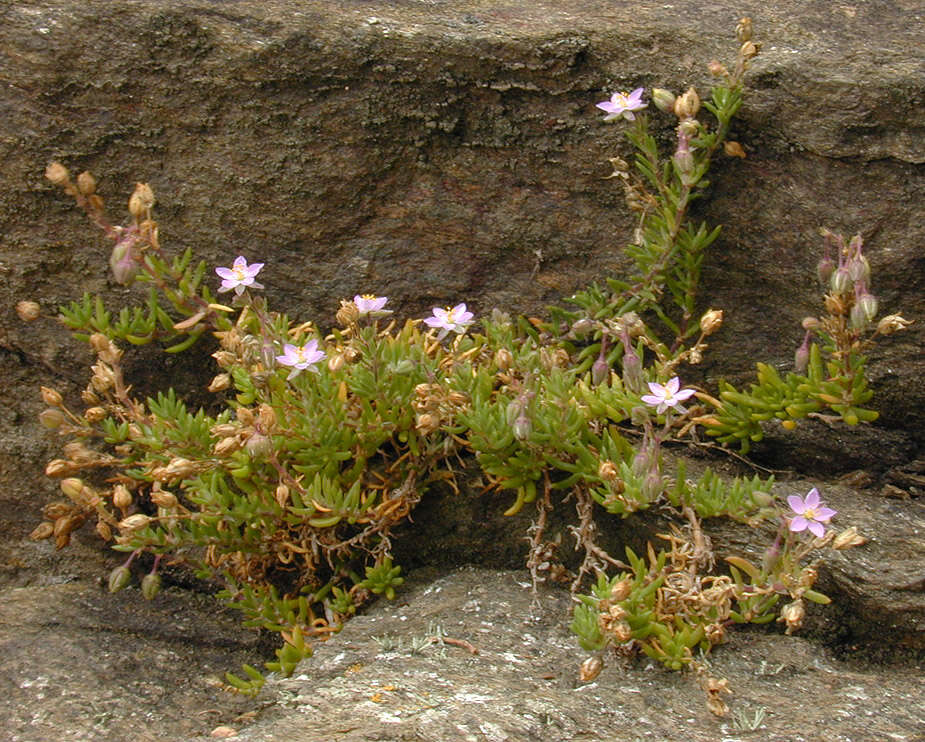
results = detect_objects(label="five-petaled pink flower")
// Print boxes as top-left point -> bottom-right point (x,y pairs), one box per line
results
276,340 -> 326,380
641,377 -> 695,414
787,488 -> 837,538
424,303 -> 474,340
353,294 -> 390,316
216,256 -> 264,295
596,88 -> 647,122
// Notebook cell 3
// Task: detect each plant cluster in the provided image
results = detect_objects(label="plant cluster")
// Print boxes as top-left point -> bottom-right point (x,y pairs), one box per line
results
30,19 -> 906,708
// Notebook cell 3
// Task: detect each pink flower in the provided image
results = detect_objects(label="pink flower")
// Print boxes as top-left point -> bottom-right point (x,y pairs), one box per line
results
216,256 -> 264,295
596,88 -> 647,122
640,377 -> 695,414
353,294 -> 390,316
787,488 -> 837,538
424,303 -> 474,340
276,340 -> 325,379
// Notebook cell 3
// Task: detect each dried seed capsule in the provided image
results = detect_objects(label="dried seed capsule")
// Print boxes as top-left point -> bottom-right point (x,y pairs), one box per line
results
16,300 -> 41,321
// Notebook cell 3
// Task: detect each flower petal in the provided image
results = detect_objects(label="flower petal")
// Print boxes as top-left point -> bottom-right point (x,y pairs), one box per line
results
804,488 -> 821,507
807,521 -> 826,538
787,495 -> 806,513
789,516 -> 809,532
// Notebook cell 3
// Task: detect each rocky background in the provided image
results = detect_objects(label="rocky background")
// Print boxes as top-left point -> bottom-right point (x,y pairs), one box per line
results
0,1 -> 922,740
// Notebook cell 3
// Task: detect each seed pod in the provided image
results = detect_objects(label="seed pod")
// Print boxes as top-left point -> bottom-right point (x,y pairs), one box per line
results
84,406 -> 107,423
578,656 -> 603,683
108,565 -> 132,593
41,386 -> 63,407
30,521 -> 55,540
45,162 -> 70,186
141,572 -> 162,600
16,300 -> 41,322
494,348 -> 514,371
112,484 -> 133,510
699,309 -> 724,336
118,513 -> 151,531
76,171 -> 97,195
39,409 -> 66,429
207,373 -> 231,392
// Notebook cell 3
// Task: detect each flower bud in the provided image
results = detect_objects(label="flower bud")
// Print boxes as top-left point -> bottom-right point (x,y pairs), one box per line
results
641,470 -> 663,501
512,413 -> 532,441
41,386 -> 63,407
829,266 -> 851,295
699,308 -> 723,336
39,408 -> 66,429
245,432 -> 272,459
857,292 -> 878,323
651,88 -> 676,113
591,354 -> 609,387
109,240 -> 139,285
849,302 -> 868,330
16,300 -> 41,322
847,255 -> 870,284
76,171 -> 97,195
794,335 -> 811,373
141,572 -> 162,600
128,182 -> 155,220
673,148 -> 694,175
816,256 -> 835,284
876,314 -> 912,335
620,348 -> 645,395
579,656 -> 603,683
108,565 -> 132,593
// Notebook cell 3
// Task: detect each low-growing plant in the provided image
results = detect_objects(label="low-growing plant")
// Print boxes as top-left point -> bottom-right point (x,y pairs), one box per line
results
30,18 -> 906,710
